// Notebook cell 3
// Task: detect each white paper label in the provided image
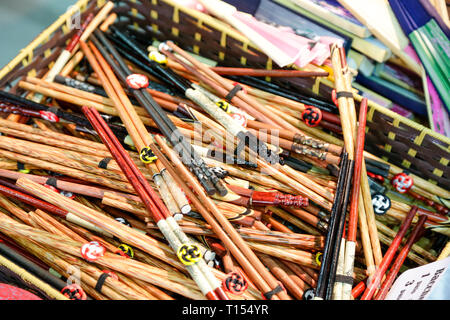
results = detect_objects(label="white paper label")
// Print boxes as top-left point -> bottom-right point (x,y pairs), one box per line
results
385,257 -> 450,300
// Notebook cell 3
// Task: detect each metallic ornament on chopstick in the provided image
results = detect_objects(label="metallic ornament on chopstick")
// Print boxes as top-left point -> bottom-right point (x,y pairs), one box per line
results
301,106 -> 322,127
223,271 -> 248,295
210,167 -> 228,179
139,146 -> 157,164
126,74 -> 149,90
81,241 -> 106,262
372,193 -> 391,215
391,173 -> 413,193
39,110 -> 59,122
61,284 -> 87,300
177,244 -> 202,266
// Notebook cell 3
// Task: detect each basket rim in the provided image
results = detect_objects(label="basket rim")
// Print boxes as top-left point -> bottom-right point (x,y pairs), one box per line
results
354,93 -> 450,146
0,0 -> 92,80
0,0 -> 448,148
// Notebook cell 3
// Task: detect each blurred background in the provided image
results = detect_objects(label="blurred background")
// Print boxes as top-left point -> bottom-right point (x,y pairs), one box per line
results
0,0 -> 74,68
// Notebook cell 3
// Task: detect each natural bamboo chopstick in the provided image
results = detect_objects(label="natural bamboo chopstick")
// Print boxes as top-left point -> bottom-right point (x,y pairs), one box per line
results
340,52 -> 382,267
330,45 -> 377,287
341,98 -> 368,300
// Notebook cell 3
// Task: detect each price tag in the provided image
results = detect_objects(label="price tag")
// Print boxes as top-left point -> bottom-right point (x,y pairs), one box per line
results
386,257 -> 450,300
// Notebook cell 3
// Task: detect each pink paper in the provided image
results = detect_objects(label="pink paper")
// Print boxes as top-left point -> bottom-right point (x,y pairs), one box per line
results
234,12 -> 313,67
235,13 -> 333,67
319,36 -> 345,47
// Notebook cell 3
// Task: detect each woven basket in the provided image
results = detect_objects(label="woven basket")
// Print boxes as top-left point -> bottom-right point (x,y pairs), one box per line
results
0,0 -> 449,192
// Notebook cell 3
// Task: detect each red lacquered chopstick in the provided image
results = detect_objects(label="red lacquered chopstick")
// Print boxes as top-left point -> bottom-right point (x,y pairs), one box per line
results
374,215 -> 427,300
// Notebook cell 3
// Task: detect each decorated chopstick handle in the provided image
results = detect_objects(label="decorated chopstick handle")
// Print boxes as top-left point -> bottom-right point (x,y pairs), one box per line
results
192,83 -> 254,120
185,88 -> 280,164
0,103 -> 59,122
165,217 -> 224,292
291,144 -> 340,165
250,191 -> 308,207
185,88 -> 243,136
293,133 -> 340,155
155,218 -> 217,298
